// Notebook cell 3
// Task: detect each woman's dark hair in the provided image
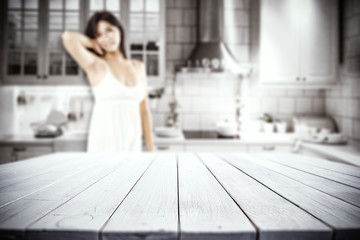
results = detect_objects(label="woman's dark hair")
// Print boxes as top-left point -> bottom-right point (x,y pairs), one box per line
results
84,11 -> 127,58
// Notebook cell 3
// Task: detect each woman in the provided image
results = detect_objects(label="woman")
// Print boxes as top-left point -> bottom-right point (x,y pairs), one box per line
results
62,11 -> 154,152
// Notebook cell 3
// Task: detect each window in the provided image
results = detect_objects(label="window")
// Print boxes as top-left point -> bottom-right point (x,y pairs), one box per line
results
1,0 -> 165,85
130,0 -> 162,78
48,0 -> 81,76
6,0 -> 39,76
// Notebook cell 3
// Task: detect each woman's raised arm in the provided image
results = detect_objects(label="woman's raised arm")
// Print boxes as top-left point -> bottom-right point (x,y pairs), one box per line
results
61,31 -> 103,73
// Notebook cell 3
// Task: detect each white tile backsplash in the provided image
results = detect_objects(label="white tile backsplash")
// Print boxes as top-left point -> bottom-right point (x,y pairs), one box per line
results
278,98 -> 295,114
312,97 -> 325,114
182,113 -> 200,130
199,78 -> 218,95
261,97 -> 278,113
295,98 -> 312,114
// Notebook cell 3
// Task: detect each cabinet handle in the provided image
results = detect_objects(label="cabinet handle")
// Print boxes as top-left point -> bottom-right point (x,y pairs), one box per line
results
13,147 -> 26,152
43,75 -> 48,79
37,75 -> 41,79
157,146 -> 169,150
296,77 -> 300,82
302,77 -> 306,82
262,146 -> 275,151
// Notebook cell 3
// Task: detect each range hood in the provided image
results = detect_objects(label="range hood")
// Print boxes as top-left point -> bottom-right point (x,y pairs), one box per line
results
186,0 -> 244,73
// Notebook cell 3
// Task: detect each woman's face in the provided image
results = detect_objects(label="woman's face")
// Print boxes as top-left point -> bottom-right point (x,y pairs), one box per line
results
95,20 -> 121,53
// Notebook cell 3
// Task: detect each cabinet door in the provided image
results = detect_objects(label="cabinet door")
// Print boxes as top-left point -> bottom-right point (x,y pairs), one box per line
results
15,145 -> 53,161
44,0 -> 87,84
300,0 -> 337,84
0,146 -> 14,164
259,0 -> 301,84
3,0 -> 43,84
185,145 -> 247,152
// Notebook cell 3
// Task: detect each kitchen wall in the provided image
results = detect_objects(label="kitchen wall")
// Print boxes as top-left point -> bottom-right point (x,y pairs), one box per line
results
1,0 -> 358,140
0,86 -> 93,135
153,0 -> 326,132
325,0 -> 360,146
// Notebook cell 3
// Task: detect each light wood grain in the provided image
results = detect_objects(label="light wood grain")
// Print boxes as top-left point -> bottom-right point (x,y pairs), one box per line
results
198,153 -> 331,240
221,153 -> 360,240
0,153 -> 83,188
178,153 -> 255,240
101,153 -> 177,240
261,152 -> 360,178
258,153 -> 360,189
0,154 -> 95,208
253,153 -> 360,207
27,154 -> 155,240
0,152 -> 359,240
0,154 -> 132,240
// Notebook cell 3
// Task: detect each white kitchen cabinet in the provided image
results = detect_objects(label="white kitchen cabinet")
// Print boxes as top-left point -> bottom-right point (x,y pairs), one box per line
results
54,140 -> 87,152
15,145 -> 53,160
259,0 -> 337,86
0,146 -> 13,164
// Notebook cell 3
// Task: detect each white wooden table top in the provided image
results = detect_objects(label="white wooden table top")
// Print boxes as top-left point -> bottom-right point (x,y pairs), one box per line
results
0,152 -> 359,240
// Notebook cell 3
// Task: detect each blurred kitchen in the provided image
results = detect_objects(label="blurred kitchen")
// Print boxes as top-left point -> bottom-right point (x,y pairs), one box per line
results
0,0 -> 359,165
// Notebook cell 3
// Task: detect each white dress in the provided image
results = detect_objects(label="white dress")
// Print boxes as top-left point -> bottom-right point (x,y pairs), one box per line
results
87,62 -> 145,152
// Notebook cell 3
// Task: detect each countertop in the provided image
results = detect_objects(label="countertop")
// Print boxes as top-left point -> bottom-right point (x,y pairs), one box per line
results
0,132 -> 296,145
301,142 -> 360,166
0,152 -> 359,239
1,132 -> 359,166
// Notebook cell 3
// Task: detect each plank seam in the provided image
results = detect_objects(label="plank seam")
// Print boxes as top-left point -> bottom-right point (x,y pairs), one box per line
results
0,162 -> 98,209
217,153 -> 337,235
258,154 -> 360,190
98,155 -> 157,240
24,161 -> 127,234
254,154 -> 360,209
196,153 -> 260,240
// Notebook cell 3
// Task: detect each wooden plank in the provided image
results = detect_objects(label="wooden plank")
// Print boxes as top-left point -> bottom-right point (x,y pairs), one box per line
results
0,153 -> 83,187
0,153 -> 96,208
101,153 -> 178,240
198,153 -> 332,240
251,153 -> 360,208
258,153 -> 360,189
0,153 -> 147,240
27,153 -> 155,240
177,153 -> 255,240
221,153 -> 360,240
261,152 -> 360,178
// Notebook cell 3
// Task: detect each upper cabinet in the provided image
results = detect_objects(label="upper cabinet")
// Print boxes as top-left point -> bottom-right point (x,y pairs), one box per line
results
259,0 -> 338,87
0,0 -> 165,85
3,0 -> 86,85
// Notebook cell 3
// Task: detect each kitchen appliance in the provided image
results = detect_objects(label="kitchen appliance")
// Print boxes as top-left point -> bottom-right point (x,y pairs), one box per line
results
154,126 -> 183,138
185,0 -> 240,72
293,115 -> 346,145
31,109 -> 67,138
215,119 -> 238,138
184,130 -> 237,139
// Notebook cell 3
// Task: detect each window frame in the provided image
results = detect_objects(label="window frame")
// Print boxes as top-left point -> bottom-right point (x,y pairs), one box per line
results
0,0 -> 166,86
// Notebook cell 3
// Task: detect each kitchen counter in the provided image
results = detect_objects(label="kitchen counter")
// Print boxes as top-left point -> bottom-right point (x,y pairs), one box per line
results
1,133 -> 359,167
0,132 -> 296,145
154,132 -> 296,145
0,134 -> 54,145
301,142 -> 360,166
0,152 -> 359,240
